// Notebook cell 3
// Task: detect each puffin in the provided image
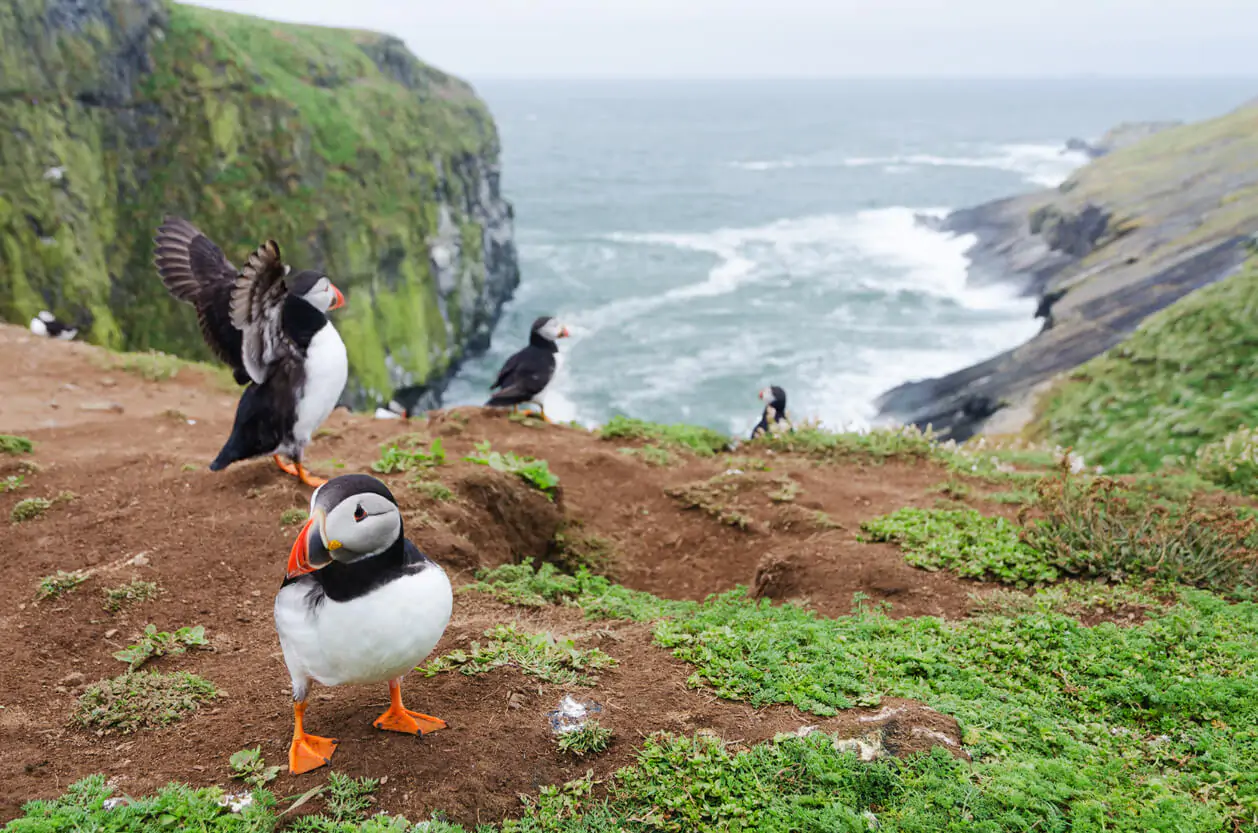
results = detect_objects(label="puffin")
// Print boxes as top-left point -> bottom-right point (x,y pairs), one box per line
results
196,238 -> 347,487
28,311 -> 77,340
153,216 -> 345,386
750,385 -> 792,440
485,315 -> 570,422
275,474 -> 453,774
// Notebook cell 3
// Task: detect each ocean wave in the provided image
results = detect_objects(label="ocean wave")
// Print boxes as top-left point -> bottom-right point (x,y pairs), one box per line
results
733,142 -> 1089,188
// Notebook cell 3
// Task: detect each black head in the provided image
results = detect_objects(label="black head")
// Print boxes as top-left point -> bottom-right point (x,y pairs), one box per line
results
759,385 -> 787,408
287,474 -> 402,578
530,316 -> 570,343
288,269 -> 345,313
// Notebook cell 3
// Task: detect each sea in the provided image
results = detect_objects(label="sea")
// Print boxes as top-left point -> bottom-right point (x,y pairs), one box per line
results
441,78 -> 1258,437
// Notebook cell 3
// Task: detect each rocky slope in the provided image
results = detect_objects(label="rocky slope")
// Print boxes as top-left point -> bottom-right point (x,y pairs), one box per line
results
0,0 -> 518,408
877,101 -> 1258,440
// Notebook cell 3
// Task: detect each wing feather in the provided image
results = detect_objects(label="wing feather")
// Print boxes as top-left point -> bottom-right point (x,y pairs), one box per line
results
231,240 -> 295,385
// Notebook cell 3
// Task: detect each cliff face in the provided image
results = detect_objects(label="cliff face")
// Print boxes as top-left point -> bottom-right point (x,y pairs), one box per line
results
0,0 -> 519,407
879,103 -> 1258,440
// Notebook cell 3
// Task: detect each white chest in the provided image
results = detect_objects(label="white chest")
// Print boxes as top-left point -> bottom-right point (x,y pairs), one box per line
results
275,566 -> 453,689
293,325 -> 348,446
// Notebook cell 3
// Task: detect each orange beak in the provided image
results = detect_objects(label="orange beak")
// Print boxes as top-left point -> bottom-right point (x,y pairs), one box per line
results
759,389 -> 766,400
286,512 -> 336,579
328,284 -> 346,311
559,326 -> 570,338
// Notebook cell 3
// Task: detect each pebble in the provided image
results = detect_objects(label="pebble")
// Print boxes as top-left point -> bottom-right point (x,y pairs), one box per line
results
58,671 -> 84,687
104,629 -> 118,639
79,401 -> 124,413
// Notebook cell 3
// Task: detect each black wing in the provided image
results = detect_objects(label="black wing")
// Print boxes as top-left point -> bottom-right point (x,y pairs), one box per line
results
153,216 -> 249,384
230,240 -> 300,385
490,348 -> 527,391
486,346 -> 554,406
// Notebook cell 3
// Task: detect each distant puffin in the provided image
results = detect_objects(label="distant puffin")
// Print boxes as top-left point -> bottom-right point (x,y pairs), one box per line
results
199,238 -> 348,487
276,474 -> 453,774
28,311 -> 77,340
751,385 -> 792,440
153,216 -> 345,386
485,316 -> 570,422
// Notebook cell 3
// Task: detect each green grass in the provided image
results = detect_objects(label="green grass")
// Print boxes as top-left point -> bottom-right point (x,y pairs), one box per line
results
551,527 -> 619,576
290,772 -> 381,832
617,444 -> 676,466
468,562 -> 694,621
372,436 -> 446,474
1,474 -> 26,493
73,671 -> 218,733
986,487 -> 1038,505
228,746 -> 280,789
11,496 -> 52,523
422,623 -> 617,686
101,580 -> 160,612
0,434 -> 33,455
555,720 -> 614,758
280,507 -> 309,526
750,421 -> 940,462
1033,259 -> 1258,476
971,581 -> 1169,619
665,473 -> 755,530
411,478 -> 454,501
464,441 -> 560,498
862,507 -> 1057,586
35,569 -> 89,600
97,349 -> 236,390
598,416 -> 730,457
113,624 -> 210,671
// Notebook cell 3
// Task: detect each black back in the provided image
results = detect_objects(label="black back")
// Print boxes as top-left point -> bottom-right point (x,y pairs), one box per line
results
750,387 -> 788,440
206,297 -> 327,470
486,344 -> 557,407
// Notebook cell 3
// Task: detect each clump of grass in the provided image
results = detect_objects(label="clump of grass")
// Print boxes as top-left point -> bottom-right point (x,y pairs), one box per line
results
766,477 -> 799,503
599,416 -> 730,457
113,624 -> 210,671
552,527 -> 619,576
373,436 -> 446,474
666,473 -> 756,530
863,507 -> 1056,586
751,421 -> 940,462
36,569 -> 90,600
618,444 -> 675,466
1194,425 -> 1258,494
464,441 -> 560,498
727,455 -> 771,471
929,479 -> 970,500
468,562 -> 693,621
4,776 -> 277,829
987,486 -> 1038,505
972,581 -> 1167,619
11,496 -> 52,522
289,772 -> 380,831
228,746 -> 281,788
411,479 -> 454,501
102,580 -> 160,612
422,623 -> 616,685
97,350 -> 235,390
74,671 -> 217,732
0,434 -> 33,455
2,474 -> 27,492
280,507 -> 309,526
556,720 -> 614,757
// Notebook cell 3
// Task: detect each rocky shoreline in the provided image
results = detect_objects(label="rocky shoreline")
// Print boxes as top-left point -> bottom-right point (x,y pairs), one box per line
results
877,107 -> 1258,441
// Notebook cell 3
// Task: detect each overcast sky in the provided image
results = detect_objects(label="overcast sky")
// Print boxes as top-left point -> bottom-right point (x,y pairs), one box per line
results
187,0 -> 1258,80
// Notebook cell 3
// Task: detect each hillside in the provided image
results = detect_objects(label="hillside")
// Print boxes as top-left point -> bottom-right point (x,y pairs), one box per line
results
1029,255 -> 1258,482
3,323 -> 1258,832
0,0 -> 518,409
878,100 -> 1258,440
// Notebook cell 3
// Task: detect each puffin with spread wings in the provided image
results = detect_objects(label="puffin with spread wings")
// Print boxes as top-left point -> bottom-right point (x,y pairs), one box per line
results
485,315 -> 569,423
153,217 -> 348,487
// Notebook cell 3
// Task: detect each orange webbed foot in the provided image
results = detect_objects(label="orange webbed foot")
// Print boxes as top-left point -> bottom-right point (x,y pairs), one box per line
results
296,463 -> 326,488
289,732 -> 338,774
374,679 -> 447,734
274,455 -> 300,476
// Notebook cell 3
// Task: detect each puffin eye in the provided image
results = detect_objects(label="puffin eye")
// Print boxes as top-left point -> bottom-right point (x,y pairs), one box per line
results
354,504 -> 366,522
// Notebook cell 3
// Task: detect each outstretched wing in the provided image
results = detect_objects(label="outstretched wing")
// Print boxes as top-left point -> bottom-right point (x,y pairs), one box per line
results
153,216 -> 247,379
230,240 -> 295,385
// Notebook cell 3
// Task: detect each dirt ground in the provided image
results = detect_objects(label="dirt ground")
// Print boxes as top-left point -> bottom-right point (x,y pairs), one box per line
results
0,324 -> 993,825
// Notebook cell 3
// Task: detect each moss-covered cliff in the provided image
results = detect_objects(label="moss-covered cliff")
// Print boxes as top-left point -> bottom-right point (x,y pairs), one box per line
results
0,0 -> 519,406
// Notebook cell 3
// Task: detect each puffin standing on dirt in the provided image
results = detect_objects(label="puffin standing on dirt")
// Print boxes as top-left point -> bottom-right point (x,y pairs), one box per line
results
275,474 -> 453,774
29,310 -> 77,340
485,315 -> 570,422
750,385 -> 792,440
154,218 -> 348,487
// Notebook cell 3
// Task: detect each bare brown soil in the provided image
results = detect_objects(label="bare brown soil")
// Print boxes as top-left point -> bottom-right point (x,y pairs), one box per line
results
0,324 -> 989,825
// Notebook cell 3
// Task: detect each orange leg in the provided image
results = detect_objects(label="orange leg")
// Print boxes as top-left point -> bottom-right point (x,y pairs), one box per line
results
288,700 -> 338,775
274,455 -> 299,476
295,462 -> 326,488
373,678 -> 447,735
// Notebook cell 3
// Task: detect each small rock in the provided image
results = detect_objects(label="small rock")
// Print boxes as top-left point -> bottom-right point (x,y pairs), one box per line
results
100,377 -> 117,387
129,553 -> 150,567
507,692 -> 527,710
104,629 -> 118,639
58,671 -> 84,687
79,401 -> 124,413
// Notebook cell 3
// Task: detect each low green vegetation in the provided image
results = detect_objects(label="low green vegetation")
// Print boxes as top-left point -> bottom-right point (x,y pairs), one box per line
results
750,421 -> 939,462
411,479 -> 455,501
666,473 -> 755,530
465,441 -> 560,498
555,720 -> 614,758
0,434 -> 33,455
74,671 -> 218,733
290,772 -> 381,832
228,746 -> 280,789
617,444 -> 675,466
2,474 -> 28,492
1033,259 -> 1258,477
551,527 -> 619,576
971,581 -> 1167,619
599,416 -> 729,457
97,349 -> 236,390
36,569 -> 89,600
863,507 -> 1054,586
373,436 -> 446,475
468,562 -> 694,621
280,507 -> 309,526
113,625 -> 210,671
101,580 -> 161,612
422,623 -> 616,686
11,496 -> 51,523
1193,424 -> 1258,495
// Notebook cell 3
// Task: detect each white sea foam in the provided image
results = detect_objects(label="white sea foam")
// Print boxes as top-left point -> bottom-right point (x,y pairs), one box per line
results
733,142 -> 1089,188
